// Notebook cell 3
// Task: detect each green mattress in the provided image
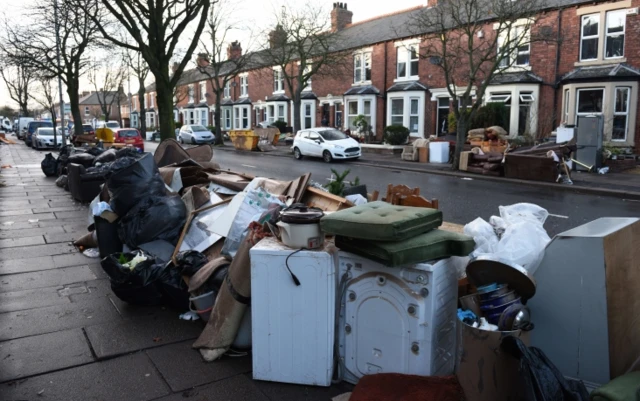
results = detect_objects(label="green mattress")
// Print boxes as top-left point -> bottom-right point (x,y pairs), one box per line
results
336,229 -> 475,267
320,201 -> 443,241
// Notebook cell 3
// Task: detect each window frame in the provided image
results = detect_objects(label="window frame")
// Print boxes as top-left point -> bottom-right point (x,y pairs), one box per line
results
580,14 -> 600,61
395,44 -> 419,81
223,82 -> 231,99
84,106 -> 90,116
240,75 -> 248,97
273,69 -> 284,94
200,82 -> 207,102
604,9 -> 626,60
390,98 -> 404,127
353,50 -> 372,85
576,87 -> 605,118
612,86 -> 630,141
187,85 -> 195,104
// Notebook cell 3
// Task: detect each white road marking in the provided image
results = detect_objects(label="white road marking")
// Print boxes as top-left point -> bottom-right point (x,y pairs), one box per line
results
461,177 -> 474,181
548,213 -> 569,219
241,164 -> 256,168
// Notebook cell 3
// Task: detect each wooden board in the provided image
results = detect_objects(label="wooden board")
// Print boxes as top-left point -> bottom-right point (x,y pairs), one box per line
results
301,186 -> 353,211
603,219 -> 640,379
459,151 -> 471,171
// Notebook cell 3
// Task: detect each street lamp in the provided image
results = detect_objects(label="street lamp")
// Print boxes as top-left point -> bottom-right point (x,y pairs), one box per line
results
53,0 -> 66,146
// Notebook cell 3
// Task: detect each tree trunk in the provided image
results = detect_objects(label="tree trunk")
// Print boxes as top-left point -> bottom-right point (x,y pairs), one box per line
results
67,76 -> 83,140
453,115 -> 469,170
155,76 -> 175,141
19,102 -> 28,117
292,90 -> 302,133
138,79 -> 146,135
50,106 -> 58,147
213,93 -> 223,146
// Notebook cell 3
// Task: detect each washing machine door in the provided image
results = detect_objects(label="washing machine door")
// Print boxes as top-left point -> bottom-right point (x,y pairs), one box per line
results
344,273 -> 414,377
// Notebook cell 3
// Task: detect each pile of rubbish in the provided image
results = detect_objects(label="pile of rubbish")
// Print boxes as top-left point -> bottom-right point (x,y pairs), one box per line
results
44,138 -> 635,400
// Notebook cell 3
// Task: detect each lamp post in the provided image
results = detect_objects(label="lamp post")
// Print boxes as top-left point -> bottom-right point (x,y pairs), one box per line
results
53,0 -> 66,146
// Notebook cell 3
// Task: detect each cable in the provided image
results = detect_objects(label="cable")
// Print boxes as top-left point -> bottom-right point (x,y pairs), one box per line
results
285,249 -> 303,286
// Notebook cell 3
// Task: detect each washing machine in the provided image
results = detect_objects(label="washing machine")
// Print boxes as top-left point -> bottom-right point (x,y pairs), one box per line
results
337,252 -> 458,384
250,237 -> 338,386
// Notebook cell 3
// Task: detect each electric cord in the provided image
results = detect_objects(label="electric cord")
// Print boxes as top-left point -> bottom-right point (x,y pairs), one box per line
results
284,248 -> 303,286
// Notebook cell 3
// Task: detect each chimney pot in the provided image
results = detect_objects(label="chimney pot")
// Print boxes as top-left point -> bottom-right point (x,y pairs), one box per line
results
331,2 -> 353,31
196,53 -> 210,67
227,41 -> 243,60
269,25 -> 287,49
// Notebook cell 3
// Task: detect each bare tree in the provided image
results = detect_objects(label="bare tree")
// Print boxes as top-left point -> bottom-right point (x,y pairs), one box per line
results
410,0 -> 550,169
0,60 -> 34,116
29,77 -> 64,145
1,0 -> 103,138
90,0 -> 213,141
123,45 -> 149,134
260,3 -> 349,133
196,0 -> 253,145
88,57 -> 126,121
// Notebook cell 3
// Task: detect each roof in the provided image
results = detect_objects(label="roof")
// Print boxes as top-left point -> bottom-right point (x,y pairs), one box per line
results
561,63 -> 640,82
489,71 -> 544,85
266,94 -> 290,102
234,98 -> 252,105
344,85 -> 380,96
387,81 -> 428,92
301,92 -> 318,100
143,0 -> 600,90
79,91 -> 125,105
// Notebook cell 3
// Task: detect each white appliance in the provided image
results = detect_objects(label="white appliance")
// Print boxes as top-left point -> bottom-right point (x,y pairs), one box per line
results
250,237 -> 338,386
429,141 -> 450,163
338,252 -> 458,384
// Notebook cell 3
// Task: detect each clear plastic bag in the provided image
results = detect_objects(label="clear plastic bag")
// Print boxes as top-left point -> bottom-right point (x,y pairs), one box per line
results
496,221 -> 550,274
464,217 -> 499,255
499,203 -> 549,225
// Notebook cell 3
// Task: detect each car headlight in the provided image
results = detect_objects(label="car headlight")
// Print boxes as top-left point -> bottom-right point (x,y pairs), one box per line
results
329,144 -> 344,149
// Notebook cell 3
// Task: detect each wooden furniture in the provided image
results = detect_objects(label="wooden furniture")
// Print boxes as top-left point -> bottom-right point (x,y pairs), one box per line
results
399,194 -> 439,210
504,154 -> 557,182
384,184 -> 419,205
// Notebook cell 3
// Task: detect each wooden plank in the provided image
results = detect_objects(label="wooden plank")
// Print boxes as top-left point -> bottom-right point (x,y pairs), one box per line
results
301,186 -> 353,211
603,219 -> 640,379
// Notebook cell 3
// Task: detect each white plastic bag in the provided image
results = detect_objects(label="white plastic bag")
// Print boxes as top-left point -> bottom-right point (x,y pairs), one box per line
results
496,221 -> 550,274
464,217 -> 499,256
499,203 -> 549,225
345,194 -> 367,206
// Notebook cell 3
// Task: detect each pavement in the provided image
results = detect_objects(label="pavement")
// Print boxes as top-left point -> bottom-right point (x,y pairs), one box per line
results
0,138 -> 352,401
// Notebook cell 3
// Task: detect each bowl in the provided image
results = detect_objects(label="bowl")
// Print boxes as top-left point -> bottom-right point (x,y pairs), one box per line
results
480,297 -> 522,315
479,290 -> 518,308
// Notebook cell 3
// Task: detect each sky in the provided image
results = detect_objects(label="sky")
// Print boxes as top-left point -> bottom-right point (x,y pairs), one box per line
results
0,0 -> 426,111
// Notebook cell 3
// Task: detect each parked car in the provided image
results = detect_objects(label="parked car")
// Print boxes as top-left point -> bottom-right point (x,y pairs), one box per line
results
25,121 -> 54,147
179,125 -> 214,144
17,117 -> 34,139
32,127 -> 63,150
95,120 -> 120,130
150,128 -> 180,141
292,128 -> 361,163
111,128 -> 144,152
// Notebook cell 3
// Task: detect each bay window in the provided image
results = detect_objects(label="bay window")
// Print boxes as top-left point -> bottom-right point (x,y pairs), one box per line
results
576,88 -> 604,116
563,89 -> 570,124
485,85 -> 539,136
266,102 -> 288,124
612,86 -> 629,141
396,44 -> 419,80
353,51 -> 372,84
233,105 -> 251,129
345,96 -> 376,132
222,107 -> 232,130
386,92 -> 426,137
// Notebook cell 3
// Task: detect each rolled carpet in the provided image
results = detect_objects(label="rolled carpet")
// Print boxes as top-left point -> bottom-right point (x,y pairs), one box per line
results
349,374 -> 466,401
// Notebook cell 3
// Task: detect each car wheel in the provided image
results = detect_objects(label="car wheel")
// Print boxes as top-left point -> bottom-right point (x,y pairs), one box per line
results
323,150 -> 333,163
293,147 -> 303,160
191,136 -> 197,145
179,136 -> 184,144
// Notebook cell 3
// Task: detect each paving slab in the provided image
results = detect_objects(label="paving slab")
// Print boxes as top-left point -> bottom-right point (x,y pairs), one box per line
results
33,206 -> 84,214
153,374 -> 269,401
0,328 -> 94,382
251,374 -> 354,401
54,211 -> 87,219
52,252 -> 95,268
0,209 -> 34,217
87,263 -> 109,280
85,315 -> 202,359
0,265 -> 96,293
0,242 -> 76,260
0,235 -> 46,248
0,218 -> 84,231
0,352 -> 170,401
44,230 -> 86,244
0,285 -> 72,313
0,212 -> 56,224
0,225 -> 64,240
0,253 -> 94,275
0,297 -> 121,341
146,340 -> 252,392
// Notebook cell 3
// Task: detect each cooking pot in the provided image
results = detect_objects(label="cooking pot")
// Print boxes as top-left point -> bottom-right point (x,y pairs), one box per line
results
276,205 -> 324,249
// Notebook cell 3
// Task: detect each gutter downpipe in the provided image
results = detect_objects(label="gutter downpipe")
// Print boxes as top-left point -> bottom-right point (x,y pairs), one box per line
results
552,7 -> 563,130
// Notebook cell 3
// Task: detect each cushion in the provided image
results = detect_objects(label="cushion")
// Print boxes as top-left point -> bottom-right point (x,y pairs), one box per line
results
320,201 -> 442,241
336,229 -> 475,267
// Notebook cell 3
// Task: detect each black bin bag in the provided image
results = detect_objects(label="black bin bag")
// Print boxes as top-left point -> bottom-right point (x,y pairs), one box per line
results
117,195 -> 187,248
41,153 -> 58,177
106,153 -> 166,216
101,250 -> 165,306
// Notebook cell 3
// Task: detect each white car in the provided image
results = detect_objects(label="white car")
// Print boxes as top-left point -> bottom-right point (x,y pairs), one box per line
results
32,127 -> 63,150
292,128 -> 361,163
179,124 -> 214,144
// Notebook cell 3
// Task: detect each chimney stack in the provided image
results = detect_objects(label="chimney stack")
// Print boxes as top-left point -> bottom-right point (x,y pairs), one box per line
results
196,53 -> 210,67
269,25 -> 287,49
227,41 -> 242,60
331,3 -> 353,32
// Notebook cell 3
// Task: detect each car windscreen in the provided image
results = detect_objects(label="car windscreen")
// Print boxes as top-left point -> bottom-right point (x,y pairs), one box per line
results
37,128 -> 55,136
118,130 -> 139,138
191,125 -> 208,132
28,122 -> 53,133
318,129 -> 348,141
83,125 -> 93,132
106,123 -> 119,128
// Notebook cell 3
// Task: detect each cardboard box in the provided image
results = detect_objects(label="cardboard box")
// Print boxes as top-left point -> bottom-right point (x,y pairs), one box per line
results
459,151 -> 471,171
